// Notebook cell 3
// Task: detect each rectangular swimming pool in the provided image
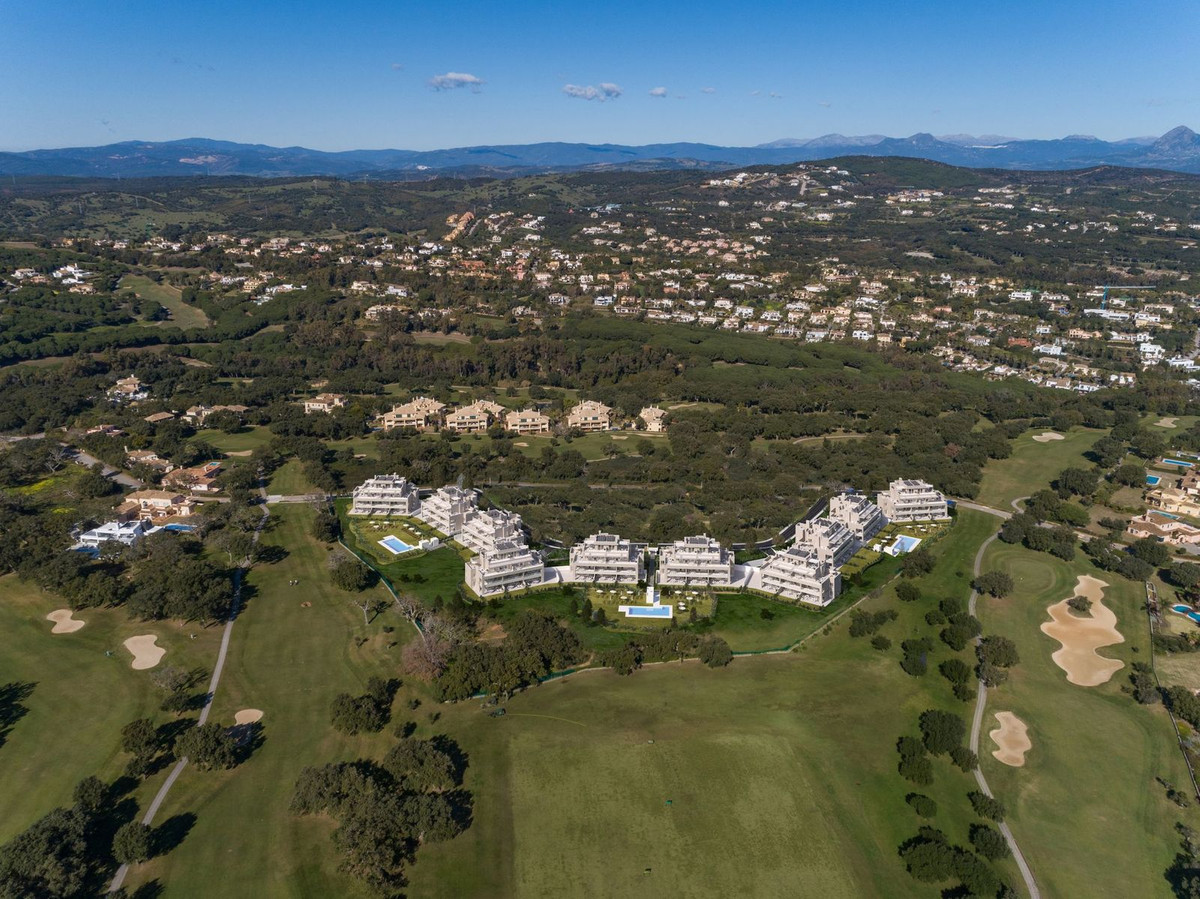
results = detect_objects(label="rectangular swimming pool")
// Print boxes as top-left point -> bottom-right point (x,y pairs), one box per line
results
623,605 -> 673,618
1163,459 -> 1194,468
1147,475 -> 1162,486
379,535 -> 413,554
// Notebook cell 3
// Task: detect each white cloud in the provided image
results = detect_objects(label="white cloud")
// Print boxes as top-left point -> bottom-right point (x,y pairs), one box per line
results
428,71 -> 484,91
769,91 -> 783,99
391,63 -> 404,71
817,100 -> 832,108
648,86 -> 668,98
562,82 -> 623,101
701,87 -> 716,94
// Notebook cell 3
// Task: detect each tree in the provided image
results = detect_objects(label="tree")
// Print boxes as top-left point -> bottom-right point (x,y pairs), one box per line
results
697,636 -> 733,668
1130,537 -> 1171,568
1169,563 -> 1200,591
112,821 -> 153,864
901,547 -> 935,578
1054,467 -> 1098,498
969,823 -> 1011,860
331,557 -> 372,592
919,709 -> 966,755
973,570 -> 1013,598
121,718 -> 161,761
977,635 -> 1020,669
896,582 -> 921,603
968,790 -> 1006,821
1112,461 -> 1147,487
177,722 -> 238,770
906,793 -> 937,818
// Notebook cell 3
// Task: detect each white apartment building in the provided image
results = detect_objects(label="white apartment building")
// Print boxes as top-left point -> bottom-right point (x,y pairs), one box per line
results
77,518 -> 153,549
793,518 -> 860,568
827,493 -> 888,542
505,408 -> 551,435
656,535 -> 734,587
459,508 -> 525,555
568,532 -> 645,584
876,479 -> 950,522
465,539 -> 545,596
349,474 -> 421,517
639,405 -> 667,432
416,486 -> 478,537
566,400 -> 613,432
759,545 -> 841,607
445,400 -> 505,434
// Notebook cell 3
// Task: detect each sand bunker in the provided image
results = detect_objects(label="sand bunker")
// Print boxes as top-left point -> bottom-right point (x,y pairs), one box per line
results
1156,417 -> 1180,429
1039,575 -> 1124,686
514,441 -> 529,447
1031,431 -> 1065,443
123,635 -> 166,670
234,709 -> 263,725
989,712 -> 1032,767
46,609 -> 85,634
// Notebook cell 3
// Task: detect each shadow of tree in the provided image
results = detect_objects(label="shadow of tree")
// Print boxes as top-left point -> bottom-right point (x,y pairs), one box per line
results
0,681 -> 35,749
228,720 -> 265,764
255,544 -> 289,565
151,812 -> 197,856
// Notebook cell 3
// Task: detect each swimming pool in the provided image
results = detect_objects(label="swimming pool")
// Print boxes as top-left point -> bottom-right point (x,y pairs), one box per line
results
1147,475 -> 1162,486
163,523 -> 195,532
885,535 -> 923,556
378,535 -> 414,555
1163,459 -> 1194,468
1151,510 -> 1181,520
1172,604 -> 1200,624
622,605 -> 673,619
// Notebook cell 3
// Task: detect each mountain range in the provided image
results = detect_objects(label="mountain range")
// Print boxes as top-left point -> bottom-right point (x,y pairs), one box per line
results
2,128 -> 1199,179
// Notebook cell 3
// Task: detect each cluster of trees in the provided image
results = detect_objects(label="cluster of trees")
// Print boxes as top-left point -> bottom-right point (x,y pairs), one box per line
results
291,735 -> 472,897
898,826 -> 1009,897
596,630 -> 734,675
331,678 -> 399,736
999,511 -> 1076,561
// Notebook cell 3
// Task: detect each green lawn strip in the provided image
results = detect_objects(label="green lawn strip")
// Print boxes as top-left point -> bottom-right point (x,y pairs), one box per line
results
120,274 -> 211,329
194,426 -> 274,455
267,459 -> 318,496
0,575 -> 223,844
975,427 -> 1104,510
125,506 -> 412,898
977,539 -> 1200,896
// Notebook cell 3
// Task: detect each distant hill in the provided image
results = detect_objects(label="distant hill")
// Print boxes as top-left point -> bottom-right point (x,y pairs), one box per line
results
1,128 -> 1198,178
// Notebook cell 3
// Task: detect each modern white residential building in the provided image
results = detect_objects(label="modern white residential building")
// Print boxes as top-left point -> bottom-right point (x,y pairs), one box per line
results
827,492 -> 888,542
415,485 -> 478,537
568,532 -> 645,584
504,408 -> 551,435
458,508 -> 525,555
465,539 -> 545,596
378,397 -> 446,431
876,479 -> 950,522
793,518 -> 860,567
77,518 -> 153,549
566,399 -> 613,432
656,535 -> 734,586
349,474 -> 421,517
759,545 -> 841,607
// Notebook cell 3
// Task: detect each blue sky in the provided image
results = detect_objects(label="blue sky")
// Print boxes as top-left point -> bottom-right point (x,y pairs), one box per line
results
1,0 -> 1197,151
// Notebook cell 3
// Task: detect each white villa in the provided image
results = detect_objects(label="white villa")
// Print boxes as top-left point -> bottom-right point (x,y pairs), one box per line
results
304,393 -> 346,414
569,532 -> 645,584
465,539 -> 546,596
379,397 -> 446,432
793,518 -> 860,568
656,535 -> 734,587
827,492 -> 888,542
759,545 -> 841,607
876,479 -> 949,522
566,400 -> 613,432
505,408 -> 551,435
416,485 -> 478,537
639,405 -> 668,432
77,518 -> 153,550
459,508 -> 525,555
349,474 -> 421,517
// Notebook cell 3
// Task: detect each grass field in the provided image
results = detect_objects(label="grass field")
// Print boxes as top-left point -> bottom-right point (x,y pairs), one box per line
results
194,425 -> 275,455
977,539 -> 1199,896
975,427 -> 1104,510
0,576 -> 223,845
126,507 -> 408,898
121,274 -> 211,330
267,460 -> 318,496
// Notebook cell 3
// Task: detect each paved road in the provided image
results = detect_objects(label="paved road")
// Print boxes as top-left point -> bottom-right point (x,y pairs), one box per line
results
108,488 -> 269,894
70,448 -> 143,488
964,505 -> 1041,899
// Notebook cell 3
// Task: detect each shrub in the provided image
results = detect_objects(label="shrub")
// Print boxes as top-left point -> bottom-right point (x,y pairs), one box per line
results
906,793 -> 938,818
969,823 -> 1011,860
871,635 -> 892,651
968,790 -> 1006,821
896,582 -> 921,603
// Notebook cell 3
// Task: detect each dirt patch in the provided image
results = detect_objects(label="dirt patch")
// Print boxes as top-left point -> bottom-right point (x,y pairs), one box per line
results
234,708 -> 263,725
514,441 -> 529,447
1031,431 -> 1065,443
1040,575 -> 1124,686
300,601 -> 312,608
123,635 -> 166,670
478,622 -> 508,644
225,450 -> 253,457
612,435 -> 628,440
667,402 -> 698,410
1156,417 -> 1180,429
46,609 -> 85,634
989,711 -> 1032,767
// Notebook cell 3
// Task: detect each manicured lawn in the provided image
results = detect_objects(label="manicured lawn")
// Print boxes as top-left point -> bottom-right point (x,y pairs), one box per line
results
975,427 -> 1104,510
194,425 -> 275,455
267,460 -> 318,496
121,274 -> 211,330
977,540 -> 1200,896
125,506 -> 410,898
0,576 -> 223,844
